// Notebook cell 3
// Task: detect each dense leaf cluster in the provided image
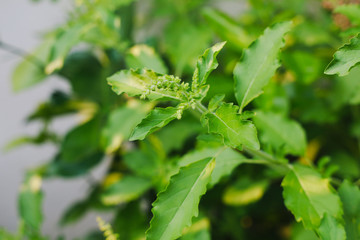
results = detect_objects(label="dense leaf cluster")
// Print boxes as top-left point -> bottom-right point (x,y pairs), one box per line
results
3,0 -> 360,239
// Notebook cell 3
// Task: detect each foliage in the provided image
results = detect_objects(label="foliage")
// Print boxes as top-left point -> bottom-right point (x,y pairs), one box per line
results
5,0 -> 360,239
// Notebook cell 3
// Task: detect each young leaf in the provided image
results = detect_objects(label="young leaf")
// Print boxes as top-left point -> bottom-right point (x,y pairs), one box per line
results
253,111 -> 306,156
282,164 -> 343,230
234,21 -> 292,113
204,103 -> 260,150
146,157 -> 216,240
317,214 -> 346,240
126,44 -> 168,74
130,106 -> 180,141
192,41 -> 226,89
325,34 -> 360,76
107,69 -> 181,101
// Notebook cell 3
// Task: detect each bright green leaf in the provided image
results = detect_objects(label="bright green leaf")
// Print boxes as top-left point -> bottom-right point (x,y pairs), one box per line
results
146,158 -> 215,240
204,103 -> 260,150
107,69 -> 181,101
234,21 -> 292,113
253,111 -> 306,156
130,106 -> 180,141
317,214 -> 346,240
208,94 -> 225,112
325,34 -> 360,76
192,41 -> 226,89
282,164 -> 343,230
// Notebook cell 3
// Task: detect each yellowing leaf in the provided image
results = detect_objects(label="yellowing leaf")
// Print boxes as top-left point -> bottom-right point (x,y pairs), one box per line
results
282,164 -> 343,230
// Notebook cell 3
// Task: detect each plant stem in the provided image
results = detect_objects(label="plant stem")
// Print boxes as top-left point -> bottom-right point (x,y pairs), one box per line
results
0,40 -> 44,68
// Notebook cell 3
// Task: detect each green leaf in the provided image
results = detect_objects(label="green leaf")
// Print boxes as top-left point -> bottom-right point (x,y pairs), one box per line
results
204,103 -> 260,150
202,8 -> 253,50
156,119 -> 202,154
325,34 -> 360,76
126,44 -> 168,74
60,200 -> 89,226
192,42 -> 226,89
282,164 -> 343,230
18,174 -> 43,231
101,102 -> 151,153
130,106 -> 180,141
317,214 -> 346,240
234,21 -> 292,113
60,117 -> 101,162
113,201 -> 148,240
12,37 -> 54,92
180,215 -> 211,240
338,180 -> 360,239
107,69 -> 180,101
179,147 -> 247,186
146,158 -> 216,240
124,149 -> 161,178
60,51 -> 109,103
335,4 -> 360,26
253,111 -> 306,156
164,20 -> 212,76
45,24 -> 84,74
208,94 -> 225,112
101,175 -> 152,206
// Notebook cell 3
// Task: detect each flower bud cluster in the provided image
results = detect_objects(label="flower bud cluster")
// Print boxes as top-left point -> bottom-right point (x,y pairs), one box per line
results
140,75 -> 190,100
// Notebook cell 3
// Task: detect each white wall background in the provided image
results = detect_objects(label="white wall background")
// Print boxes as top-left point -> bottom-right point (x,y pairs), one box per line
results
0,0 -> 111,239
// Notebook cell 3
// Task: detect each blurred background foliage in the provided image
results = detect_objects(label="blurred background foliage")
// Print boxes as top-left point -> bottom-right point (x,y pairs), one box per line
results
2,0 -> 360,239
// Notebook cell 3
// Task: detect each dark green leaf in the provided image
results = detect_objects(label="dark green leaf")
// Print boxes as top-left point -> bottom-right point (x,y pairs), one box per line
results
253,111 -> 306,156
146,158 -> 215,240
